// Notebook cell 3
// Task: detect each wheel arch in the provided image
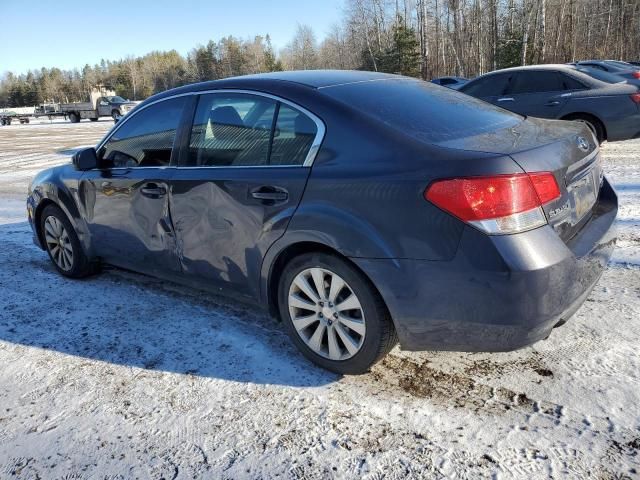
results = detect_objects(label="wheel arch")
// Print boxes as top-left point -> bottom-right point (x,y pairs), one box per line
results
32,187 -> 90,254
560,112 -> 607,141
263,240 -> 393,328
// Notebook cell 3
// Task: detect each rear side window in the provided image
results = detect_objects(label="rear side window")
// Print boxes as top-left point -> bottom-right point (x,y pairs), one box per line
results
509,72 -> 564,94
326,78 -> 521,143
560,73 -> 587,90
99,97 -> 186,168
187,94 -> 276,167
461,73 -> 512,97
186,93 -> 318,167
270,104 -> 317,166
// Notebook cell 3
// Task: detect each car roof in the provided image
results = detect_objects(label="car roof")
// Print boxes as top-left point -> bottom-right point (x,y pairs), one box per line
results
143,70 -> 407,105
480,64 -> 578,74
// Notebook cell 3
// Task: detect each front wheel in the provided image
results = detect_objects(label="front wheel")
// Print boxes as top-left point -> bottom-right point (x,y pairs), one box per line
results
40,204 -> 93,278
278,252 -> 397,374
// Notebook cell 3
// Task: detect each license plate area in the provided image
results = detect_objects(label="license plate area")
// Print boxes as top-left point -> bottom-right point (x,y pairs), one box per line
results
569,168 -> 598,221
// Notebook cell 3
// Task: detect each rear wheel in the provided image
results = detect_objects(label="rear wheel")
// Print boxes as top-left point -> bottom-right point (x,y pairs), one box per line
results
278,252 -> 397,374
90,117 -> 98,122
68,112 -> 80,123
40,204 -> 93,278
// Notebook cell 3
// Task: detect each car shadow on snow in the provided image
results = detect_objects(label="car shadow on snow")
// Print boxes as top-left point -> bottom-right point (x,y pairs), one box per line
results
0,221 -> 337,388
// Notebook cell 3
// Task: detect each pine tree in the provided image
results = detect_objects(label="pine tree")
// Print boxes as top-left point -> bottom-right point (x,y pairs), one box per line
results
382,16 -> 421,76
264,35 -> 283,72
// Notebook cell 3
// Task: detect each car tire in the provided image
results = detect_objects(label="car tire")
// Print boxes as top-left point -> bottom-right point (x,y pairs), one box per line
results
90,117 -> 98,122
278,252 -> 397,374
40,204 -> 93,278
68,113 -> 80,123
112,110 -> 121,121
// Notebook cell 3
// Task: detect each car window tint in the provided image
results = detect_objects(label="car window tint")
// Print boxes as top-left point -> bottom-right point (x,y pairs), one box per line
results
187,94 -> 276,167
99,97 -> 186,168
509,72 -> 564,94
560,73 -> 587,90
440,78 -> 456,85
574,66 -> 625,84
327,78 -> 522,144
270,104 -> 318,166
583,63 -> 606,71
461,73 -> 512,97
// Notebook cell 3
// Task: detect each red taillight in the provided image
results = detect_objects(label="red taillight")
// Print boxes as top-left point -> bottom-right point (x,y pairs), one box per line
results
425,172 -> 560,234
528,172 -> 562,204
632,71 -> 640,79
630,93 -> 640,104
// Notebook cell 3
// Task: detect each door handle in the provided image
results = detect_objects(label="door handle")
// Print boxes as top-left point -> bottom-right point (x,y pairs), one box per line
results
497,97 -> 514,102
140,183 -> 167,198
250,186 -> 288,202
545,100 -> 561,106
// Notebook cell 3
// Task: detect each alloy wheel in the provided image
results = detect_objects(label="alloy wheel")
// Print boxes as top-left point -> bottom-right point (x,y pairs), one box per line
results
44,215 -> 74,271
288,267 -> 366,361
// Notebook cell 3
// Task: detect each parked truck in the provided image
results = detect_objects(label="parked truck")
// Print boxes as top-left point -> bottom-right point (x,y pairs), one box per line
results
60,86 -> 138,123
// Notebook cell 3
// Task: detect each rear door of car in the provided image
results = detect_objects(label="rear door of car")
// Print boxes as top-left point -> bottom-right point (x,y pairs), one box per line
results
460,72 -> 515,107
503,71 -> 570,118
169,91 -> 324,301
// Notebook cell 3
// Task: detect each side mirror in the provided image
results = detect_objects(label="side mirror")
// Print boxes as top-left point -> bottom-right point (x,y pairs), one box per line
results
73,147 -> 99,170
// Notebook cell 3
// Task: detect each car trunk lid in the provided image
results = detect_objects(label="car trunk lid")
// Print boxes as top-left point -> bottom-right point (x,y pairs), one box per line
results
437,116 -> 603,242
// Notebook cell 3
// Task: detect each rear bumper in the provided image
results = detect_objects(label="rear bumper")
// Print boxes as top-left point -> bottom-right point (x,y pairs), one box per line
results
604,112 -> 640,142
352,177 -> 618,352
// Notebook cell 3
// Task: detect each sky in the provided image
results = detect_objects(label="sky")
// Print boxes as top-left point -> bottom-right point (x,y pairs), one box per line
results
0,0 -> 345,74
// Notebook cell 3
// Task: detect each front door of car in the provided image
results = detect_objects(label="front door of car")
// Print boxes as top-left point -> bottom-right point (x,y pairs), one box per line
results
169,92 -> 322,301
78,96 -> 188,275
503,71 -> 569,118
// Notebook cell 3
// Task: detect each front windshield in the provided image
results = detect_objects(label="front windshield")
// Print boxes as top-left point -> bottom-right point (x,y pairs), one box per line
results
106,96 -> 127,103
574,66 -> 626,84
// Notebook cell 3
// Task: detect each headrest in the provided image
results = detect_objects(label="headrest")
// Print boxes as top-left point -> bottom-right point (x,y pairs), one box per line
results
210,106 -> 243,140
294,114 -> 316,137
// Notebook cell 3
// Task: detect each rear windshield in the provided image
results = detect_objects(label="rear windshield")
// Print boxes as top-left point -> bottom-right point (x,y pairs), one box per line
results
323,78 -> 522,143
574,66 -> 626,84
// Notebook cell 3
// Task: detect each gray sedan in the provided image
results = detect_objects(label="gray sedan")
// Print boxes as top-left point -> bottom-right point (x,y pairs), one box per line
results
575,60 -> 640,86
459,64 -> 640,143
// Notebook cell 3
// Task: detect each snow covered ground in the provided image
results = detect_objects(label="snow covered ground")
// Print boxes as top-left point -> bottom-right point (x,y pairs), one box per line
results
0,120 -> 638,479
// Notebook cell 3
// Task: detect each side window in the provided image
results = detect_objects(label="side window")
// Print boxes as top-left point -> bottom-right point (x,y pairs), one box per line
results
509,72 -> 564,94
99,96 -> 186,168
187,94 -> 276,167
186,94 -> 319,167
462,73 -> 512,97
440,78 -> 456,86
270,104 -> 318,166
560,74 -> 587,91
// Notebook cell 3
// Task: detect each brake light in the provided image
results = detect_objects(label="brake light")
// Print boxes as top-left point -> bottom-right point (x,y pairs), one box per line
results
630,93 -> 640,104
632,71 -> 640,79
425,172 -> 560,235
